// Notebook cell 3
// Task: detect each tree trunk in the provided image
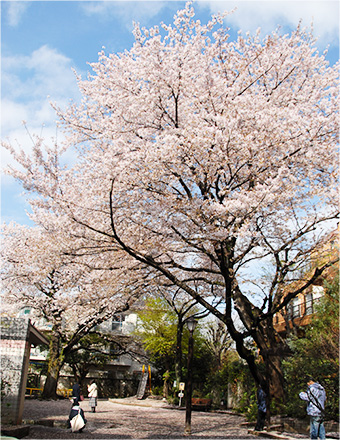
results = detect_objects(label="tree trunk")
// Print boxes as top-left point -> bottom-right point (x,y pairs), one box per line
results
247,324 -> 286,409
264,353 -> 285,408
42,368 -> 60,399
261,318 -> 287,410
219,245 -> 286,409
42,331 -> 63,399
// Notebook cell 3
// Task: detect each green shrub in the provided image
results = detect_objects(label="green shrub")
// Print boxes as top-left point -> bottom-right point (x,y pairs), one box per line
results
282,276 -> 339,421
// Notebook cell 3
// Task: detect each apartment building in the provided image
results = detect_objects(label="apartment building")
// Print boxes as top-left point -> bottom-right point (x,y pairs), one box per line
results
273,226 -> 338,337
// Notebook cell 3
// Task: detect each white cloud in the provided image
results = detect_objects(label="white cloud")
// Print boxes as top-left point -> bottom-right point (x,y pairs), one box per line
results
79,1 -> 338,48
2,45 -> 80,102
5,1 -> 31,27
3,0 -> 31,27
1,46 -> 81,168
199,1 -> 339,48
80,1 -> 169,29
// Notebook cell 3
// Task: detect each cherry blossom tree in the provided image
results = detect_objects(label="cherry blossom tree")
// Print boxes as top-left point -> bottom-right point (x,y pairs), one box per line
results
3,3 -> 339,406
0,223 -> 145,398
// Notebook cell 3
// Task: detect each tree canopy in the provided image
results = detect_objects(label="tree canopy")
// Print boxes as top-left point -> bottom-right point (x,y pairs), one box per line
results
136,297 -> 178,365
0,223 -> 144,397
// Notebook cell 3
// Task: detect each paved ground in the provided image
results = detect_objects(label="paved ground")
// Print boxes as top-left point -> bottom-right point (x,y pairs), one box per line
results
14,397 -> 305,439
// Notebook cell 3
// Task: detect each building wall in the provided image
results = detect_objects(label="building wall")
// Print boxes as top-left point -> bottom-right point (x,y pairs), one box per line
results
273,226 -> 339,336
1,317 -> 31,425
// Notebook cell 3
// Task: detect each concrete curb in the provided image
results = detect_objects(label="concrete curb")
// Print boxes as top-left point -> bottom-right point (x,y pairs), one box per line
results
1,425 -> 30,439
248,430 -> 301,440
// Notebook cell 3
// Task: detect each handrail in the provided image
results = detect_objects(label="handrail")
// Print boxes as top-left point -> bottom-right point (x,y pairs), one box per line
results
26,387 -> 73,397
57,388 -> 73,398
26,387 -> 43,395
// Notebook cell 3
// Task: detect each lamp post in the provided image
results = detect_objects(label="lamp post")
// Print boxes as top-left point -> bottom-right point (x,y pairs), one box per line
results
185,316 -> 198,435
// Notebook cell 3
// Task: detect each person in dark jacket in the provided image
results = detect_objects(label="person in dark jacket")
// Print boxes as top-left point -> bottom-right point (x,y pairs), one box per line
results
72,380 -> 81,405
67,401 -> 87,432
255,384 -> 267,431
299,377 -> 326,439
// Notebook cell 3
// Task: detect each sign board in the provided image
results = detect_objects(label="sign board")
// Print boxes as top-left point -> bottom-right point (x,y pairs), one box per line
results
178,392 -> 184,398
179,382 -> 185,390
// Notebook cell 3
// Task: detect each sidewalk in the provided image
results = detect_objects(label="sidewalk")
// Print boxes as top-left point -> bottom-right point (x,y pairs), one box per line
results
2,397 -> 307,439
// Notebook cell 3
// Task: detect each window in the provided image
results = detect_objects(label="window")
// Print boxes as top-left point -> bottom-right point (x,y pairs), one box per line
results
292,297 -> 300,318
305,293 -> 313,315
305,286 -> 324,315
287,297 -> 301,319
312,285 -> 324,300
111,315 -> 123,331
312,285 -> 323,309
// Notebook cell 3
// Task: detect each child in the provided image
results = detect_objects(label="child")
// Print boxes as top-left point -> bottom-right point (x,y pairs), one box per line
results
68,401 -> 87,433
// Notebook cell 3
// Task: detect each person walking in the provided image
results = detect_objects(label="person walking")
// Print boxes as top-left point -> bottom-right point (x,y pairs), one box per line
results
299,377 -> 326,439
254,384 -> 267,431
72,380 -> 81,405
88,380 -> 98,413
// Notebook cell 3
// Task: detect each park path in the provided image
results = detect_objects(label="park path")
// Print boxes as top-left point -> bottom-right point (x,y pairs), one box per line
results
20,397 -> 304,439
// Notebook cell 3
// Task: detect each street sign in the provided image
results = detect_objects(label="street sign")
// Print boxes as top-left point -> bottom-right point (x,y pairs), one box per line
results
179,382 -> 185,390
178,392 -> 184,398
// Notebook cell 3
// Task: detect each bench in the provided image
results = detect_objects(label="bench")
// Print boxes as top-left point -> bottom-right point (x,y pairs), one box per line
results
191,397 -> 212,411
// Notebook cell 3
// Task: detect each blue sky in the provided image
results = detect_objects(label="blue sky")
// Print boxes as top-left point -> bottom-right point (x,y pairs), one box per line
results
1,0 -> 339,226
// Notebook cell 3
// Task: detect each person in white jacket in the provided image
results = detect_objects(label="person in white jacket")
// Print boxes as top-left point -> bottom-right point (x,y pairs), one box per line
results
299,377 -> 326,440
88,380 -> 98,413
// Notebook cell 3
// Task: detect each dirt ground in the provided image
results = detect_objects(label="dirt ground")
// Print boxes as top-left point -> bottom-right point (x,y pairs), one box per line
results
11,397 -> 307,439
